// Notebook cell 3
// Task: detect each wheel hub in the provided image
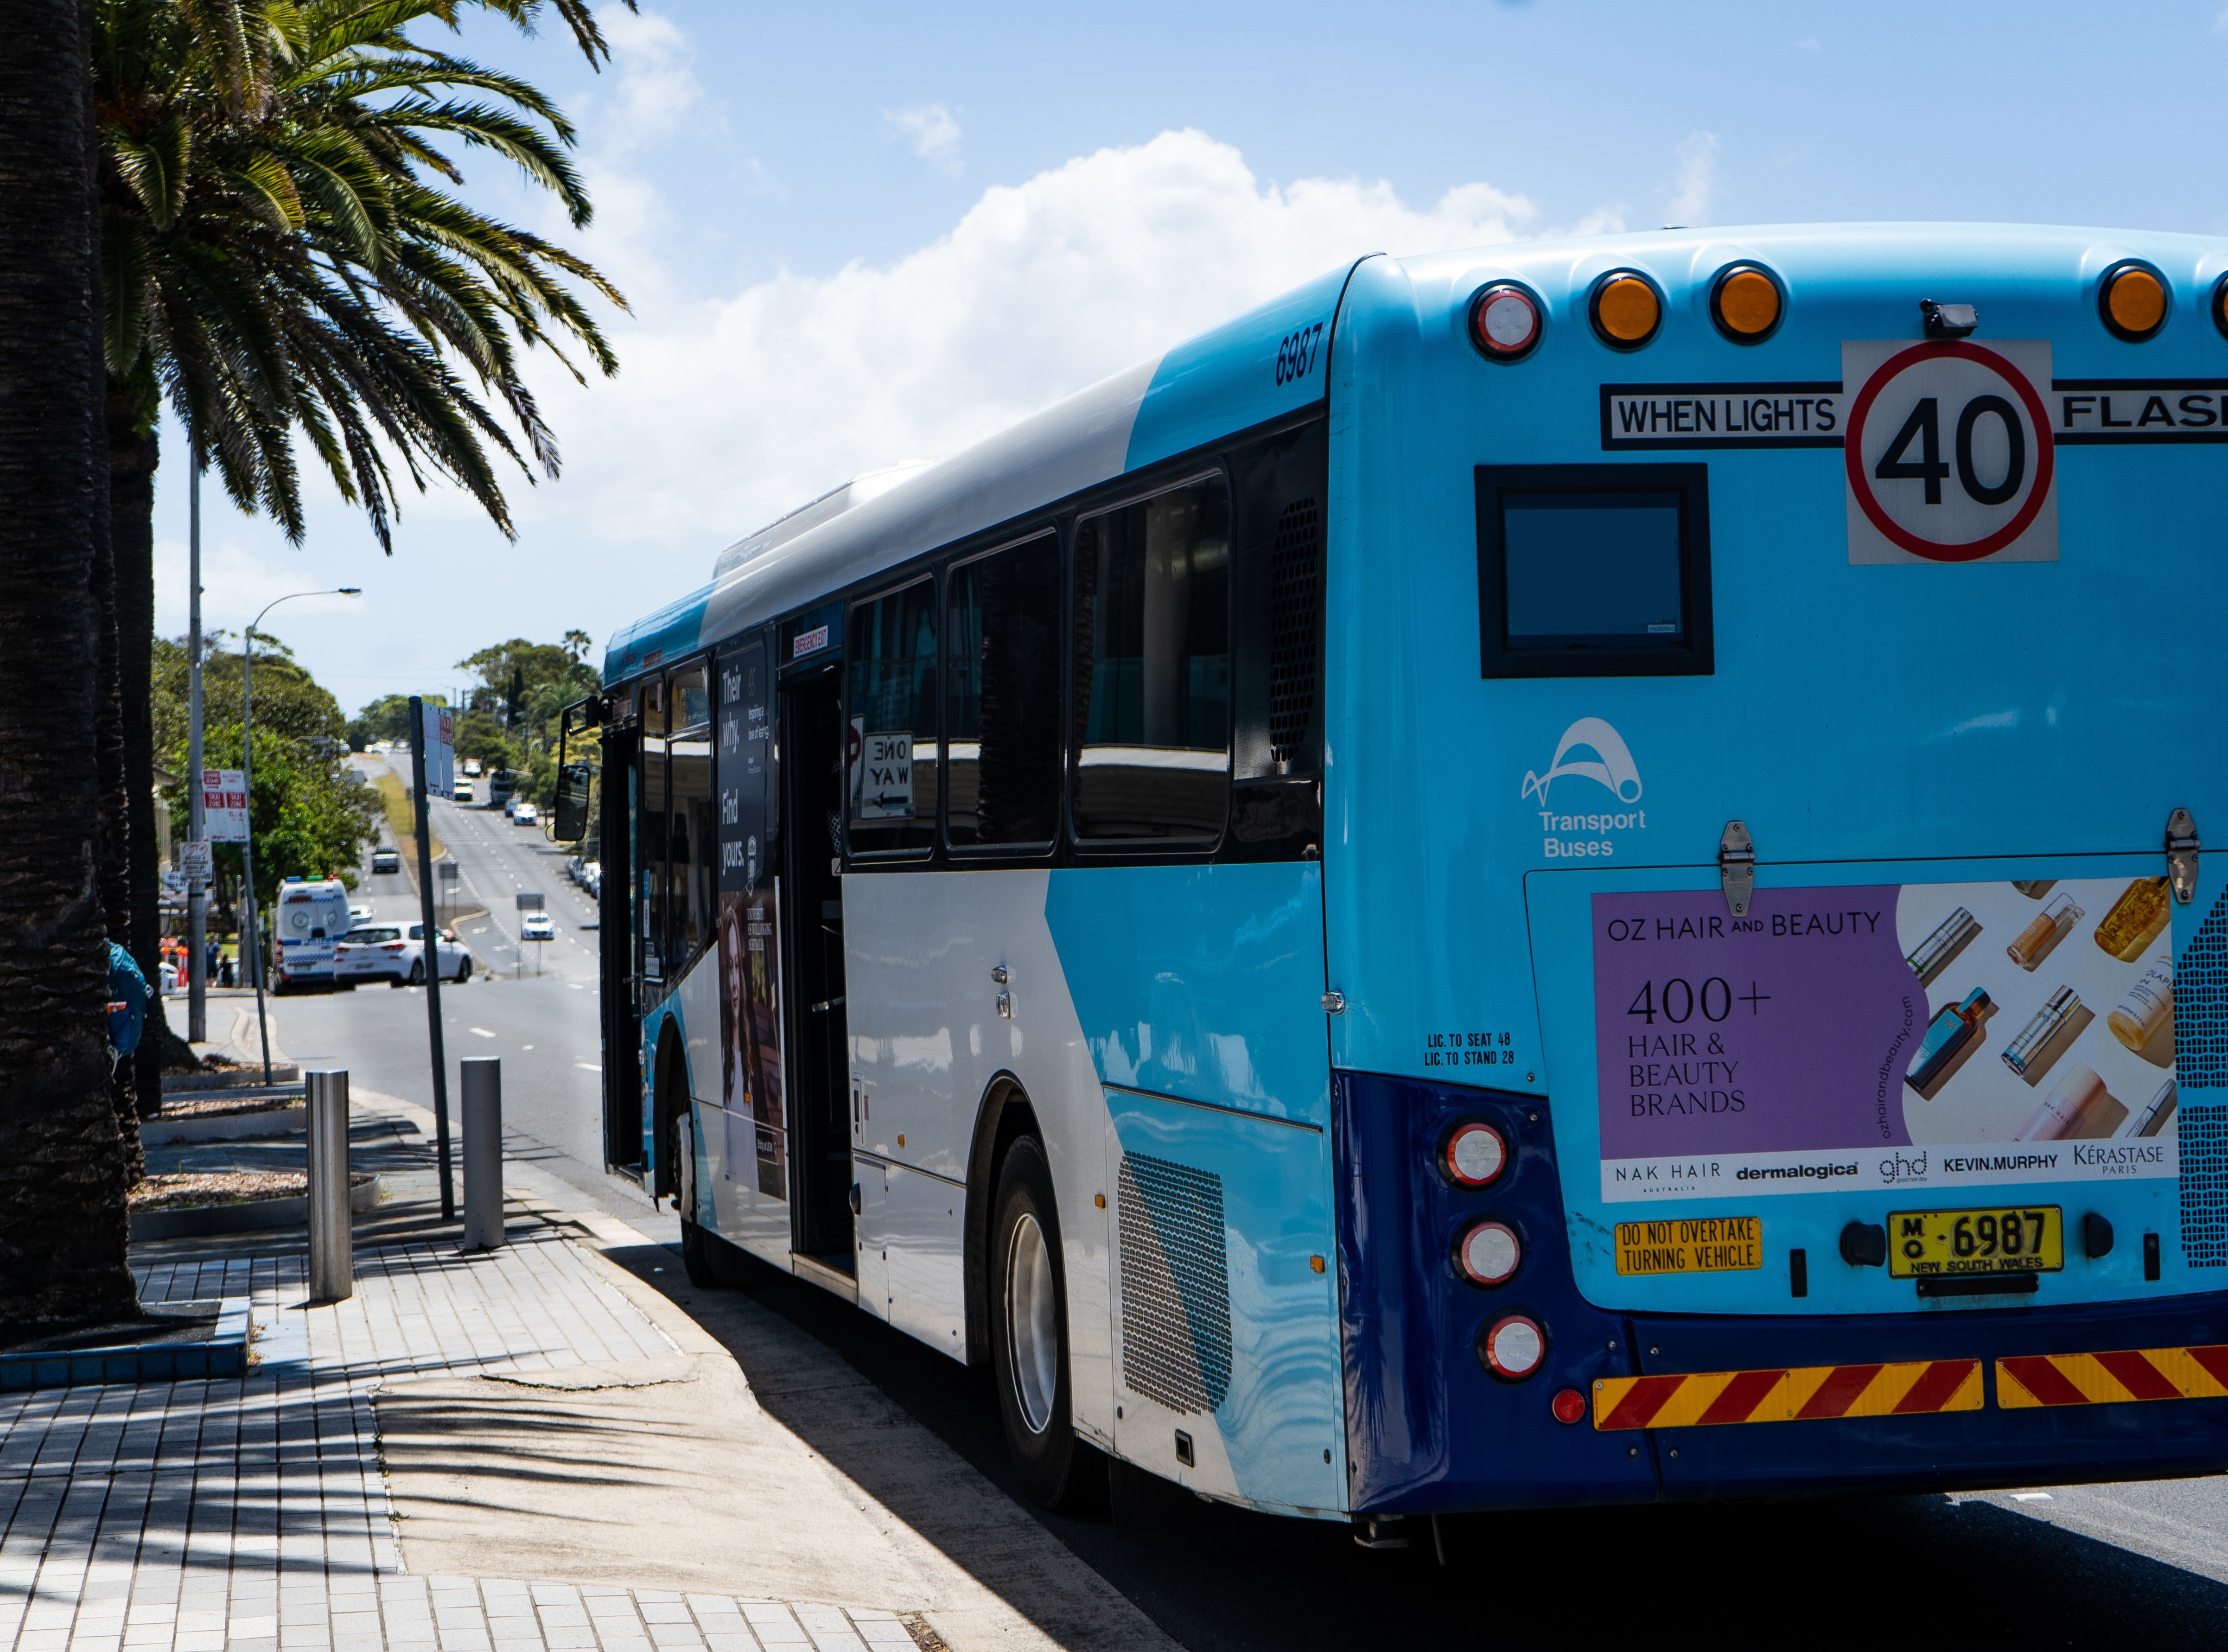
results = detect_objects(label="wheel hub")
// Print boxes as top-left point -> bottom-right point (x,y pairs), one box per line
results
1005,1212 -> 1058,1435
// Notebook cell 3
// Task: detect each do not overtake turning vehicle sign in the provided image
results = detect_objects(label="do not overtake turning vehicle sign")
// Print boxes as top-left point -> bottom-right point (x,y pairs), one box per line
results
1843,338 -> 2058,564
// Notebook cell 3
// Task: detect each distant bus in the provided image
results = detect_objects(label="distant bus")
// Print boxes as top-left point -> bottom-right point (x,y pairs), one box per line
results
596,223 -> 2228,1529
271,876 -> 352,992
487,770 -> 516,809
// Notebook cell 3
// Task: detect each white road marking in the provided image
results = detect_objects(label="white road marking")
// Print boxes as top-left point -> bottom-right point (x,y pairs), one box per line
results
522,1045 -> 534,1050
576,1063 -> 602,1072
470,1027 -> 497,1038
2013,1493 -> 2054,1502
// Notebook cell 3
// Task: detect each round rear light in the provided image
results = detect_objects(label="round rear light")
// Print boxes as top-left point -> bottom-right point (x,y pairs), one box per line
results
1443,1121 -> 1507,1187
1480,1314 -> 1547,1381
2101,262 -> 2168,342
1710,263 -> 1782,343
1470,284 -> 1541,360
1551,1387 -> 1587,1425
1455,1220 -> 1521,1287
1591,272 -> 1662,348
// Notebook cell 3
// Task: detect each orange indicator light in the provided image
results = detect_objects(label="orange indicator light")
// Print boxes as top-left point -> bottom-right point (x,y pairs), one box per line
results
1712,266 -> 1782,341
2102,265 -> 2167,341
1592,275 -> 1661,347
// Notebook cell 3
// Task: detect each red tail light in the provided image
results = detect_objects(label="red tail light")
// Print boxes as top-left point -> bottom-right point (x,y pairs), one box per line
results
1481,1314 -> 1547,1381
1442,1121 -> 1507,1187
1470,283 -> 1541,360
1551,1387 -> 1587,1425
1455,1220 -> 1521,1288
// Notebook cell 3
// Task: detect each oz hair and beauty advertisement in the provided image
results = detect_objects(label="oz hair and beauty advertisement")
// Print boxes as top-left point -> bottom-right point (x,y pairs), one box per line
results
1591,878 -> 2178,1202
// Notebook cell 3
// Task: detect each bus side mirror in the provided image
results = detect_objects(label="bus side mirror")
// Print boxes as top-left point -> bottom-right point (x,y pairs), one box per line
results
554,762 -> 593,842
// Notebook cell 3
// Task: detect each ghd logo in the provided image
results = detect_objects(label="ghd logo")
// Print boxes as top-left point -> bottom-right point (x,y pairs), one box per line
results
1521,717 -> 1644,806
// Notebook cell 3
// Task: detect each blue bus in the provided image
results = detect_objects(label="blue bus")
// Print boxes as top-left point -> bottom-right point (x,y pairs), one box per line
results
593,223 -> 2228,1531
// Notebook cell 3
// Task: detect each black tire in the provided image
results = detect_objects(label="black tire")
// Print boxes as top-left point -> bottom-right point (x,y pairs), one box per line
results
679,1217 -> 715,1287
990,1135 -> 1098,1510
407,960 -> 425,986
454,957 -> 470,983
388,976 -> 405,989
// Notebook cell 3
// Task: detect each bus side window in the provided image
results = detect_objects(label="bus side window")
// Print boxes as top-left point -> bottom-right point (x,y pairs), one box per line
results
947,535 -> 1061,849
1072,474 -> 1231,842
847,581 -> 938,856
668,662 -> 714,966
640,678 -> 668,982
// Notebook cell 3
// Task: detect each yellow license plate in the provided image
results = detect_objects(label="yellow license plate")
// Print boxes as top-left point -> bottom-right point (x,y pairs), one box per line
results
1614,1216 -> 1762,1276
1888,1206 -> 2063,1278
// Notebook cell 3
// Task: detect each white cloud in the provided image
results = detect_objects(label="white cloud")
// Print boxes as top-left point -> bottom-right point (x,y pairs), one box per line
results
597,5 -> 700,148
1666,129 -> 1719,226
886,103 -> 963,173
522,128 -> 1580,560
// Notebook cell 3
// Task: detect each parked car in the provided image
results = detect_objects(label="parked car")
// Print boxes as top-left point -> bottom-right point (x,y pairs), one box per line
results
333,920 -> 473,986
370,847 -> 401,875
348,904 -> 372,926
513,801 -> 539,827
580,861 -> 601,898
520,911 -> 554,942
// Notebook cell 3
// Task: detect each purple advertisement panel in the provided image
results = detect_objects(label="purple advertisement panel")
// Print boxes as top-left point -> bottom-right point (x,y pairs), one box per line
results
1591,876 -> 2179,1202
1592,887 -> 1916,1157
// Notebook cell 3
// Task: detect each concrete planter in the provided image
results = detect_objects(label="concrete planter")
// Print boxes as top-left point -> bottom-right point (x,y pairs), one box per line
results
162,1065 -> 299,1092
128,1174 -> 383,1242
141,1106 -> 305,1146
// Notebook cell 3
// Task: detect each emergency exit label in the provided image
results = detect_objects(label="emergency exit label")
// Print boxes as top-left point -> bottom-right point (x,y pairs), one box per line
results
1843,338 -> 2058,564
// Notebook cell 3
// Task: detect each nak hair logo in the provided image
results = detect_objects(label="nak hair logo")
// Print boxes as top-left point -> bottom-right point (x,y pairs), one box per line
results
1522,717 -> 1644,806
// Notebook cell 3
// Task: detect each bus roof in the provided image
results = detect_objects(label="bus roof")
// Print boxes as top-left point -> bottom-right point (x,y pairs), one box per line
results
605,221 -> 2228,682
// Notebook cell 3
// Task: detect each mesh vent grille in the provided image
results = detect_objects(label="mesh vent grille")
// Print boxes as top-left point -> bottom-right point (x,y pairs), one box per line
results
1117,1153 -> 1232,1415
1268,498 -> 1323,765
2176,882 -> 2228,1089
2181,1106 -> 2228,1267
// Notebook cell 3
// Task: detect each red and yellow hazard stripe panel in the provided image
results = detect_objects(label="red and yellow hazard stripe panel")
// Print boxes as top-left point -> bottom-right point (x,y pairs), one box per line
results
1592,1359 -> 1983,1431
1998,1344 -> 2228,1409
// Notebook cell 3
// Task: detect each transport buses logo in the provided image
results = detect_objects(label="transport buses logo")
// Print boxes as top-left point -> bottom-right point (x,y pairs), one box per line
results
1524,717 -> 1646,860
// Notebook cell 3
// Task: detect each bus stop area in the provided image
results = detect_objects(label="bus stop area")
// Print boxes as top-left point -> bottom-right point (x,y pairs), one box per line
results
0,1056 -> 1166,1652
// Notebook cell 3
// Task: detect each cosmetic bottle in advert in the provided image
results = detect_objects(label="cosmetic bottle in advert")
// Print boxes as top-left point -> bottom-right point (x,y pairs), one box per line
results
2006,892 -> 2084,970
2011,880 -> 2058,899
2107,954 -> 2174,1052
2017,1064 -> 2128,1141
2122,1078 -> 2178,1139
2001,987 -> 2083,1079
2094,877 -> 2172,963
1906,987 -> 1992,1093
1907,907 -> 1980,986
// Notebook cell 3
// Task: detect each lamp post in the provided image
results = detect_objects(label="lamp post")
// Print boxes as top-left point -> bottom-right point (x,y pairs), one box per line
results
241,587 -> 360,1084
185,453 -> 206,1042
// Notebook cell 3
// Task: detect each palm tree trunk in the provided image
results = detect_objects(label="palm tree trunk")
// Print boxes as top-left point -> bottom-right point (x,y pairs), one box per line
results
0,0 -> 138,1325
110,385 -> 166,1124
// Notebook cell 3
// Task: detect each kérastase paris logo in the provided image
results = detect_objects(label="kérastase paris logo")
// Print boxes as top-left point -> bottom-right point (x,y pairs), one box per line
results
1521,717 -> 1644,806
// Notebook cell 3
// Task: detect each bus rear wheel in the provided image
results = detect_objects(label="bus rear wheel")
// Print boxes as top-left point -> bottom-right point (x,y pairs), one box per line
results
990,1135 -> 1098,1510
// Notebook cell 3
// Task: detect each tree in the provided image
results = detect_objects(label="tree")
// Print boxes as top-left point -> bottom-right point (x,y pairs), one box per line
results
95,0 -> 628,1122
154,633 -> 377,906
349,690 -> 442,749
0,0 -> 140,1324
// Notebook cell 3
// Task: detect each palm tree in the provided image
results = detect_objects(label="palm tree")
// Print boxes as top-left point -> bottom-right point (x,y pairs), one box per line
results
96,0 -> 628,1108
0,0 -> 142,1326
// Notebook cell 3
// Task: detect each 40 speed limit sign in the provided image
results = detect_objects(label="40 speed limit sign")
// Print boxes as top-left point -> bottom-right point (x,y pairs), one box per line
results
1843,339 -> 2057,563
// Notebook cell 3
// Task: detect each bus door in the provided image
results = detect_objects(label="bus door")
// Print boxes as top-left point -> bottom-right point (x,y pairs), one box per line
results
779,661 -> 854,1267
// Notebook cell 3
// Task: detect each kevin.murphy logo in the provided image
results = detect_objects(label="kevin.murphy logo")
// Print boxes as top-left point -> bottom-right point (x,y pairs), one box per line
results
1523,717 -> 1647,860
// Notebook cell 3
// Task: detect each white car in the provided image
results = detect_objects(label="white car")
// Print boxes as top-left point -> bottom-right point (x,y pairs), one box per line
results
462,757 -> 482,776
455,780 -> 475,804
333,921 -> 474,986
349,904 -> 372,926
520,912 -> 554,942
512,801 -> 539,827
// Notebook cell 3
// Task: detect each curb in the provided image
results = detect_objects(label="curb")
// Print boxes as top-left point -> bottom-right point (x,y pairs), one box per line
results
141,1105 -> 306,1145
0,1297 -> 250,1392
129,1173 -> 383,1241
163,1064 -> 300,1091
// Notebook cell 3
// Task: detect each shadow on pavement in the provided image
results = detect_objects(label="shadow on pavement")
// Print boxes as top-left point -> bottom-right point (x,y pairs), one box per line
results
598,1234 -> 2228,1652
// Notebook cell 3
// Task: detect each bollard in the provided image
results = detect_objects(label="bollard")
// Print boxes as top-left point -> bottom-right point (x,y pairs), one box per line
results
460,1057 -> 505,1251
306,1070 -> 353,1302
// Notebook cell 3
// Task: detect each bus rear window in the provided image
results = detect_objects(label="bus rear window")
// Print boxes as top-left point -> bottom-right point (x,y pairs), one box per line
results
1475,463 -> 1712,678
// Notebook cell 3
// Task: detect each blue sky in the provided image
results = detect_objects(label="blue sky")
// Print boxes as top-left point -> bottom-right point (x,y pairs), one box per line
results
156,0 -> 2228,712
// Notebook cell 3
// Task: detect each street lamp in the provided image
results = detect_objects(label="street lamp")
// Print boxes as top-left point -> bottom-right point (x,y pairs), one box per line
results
239,587 -> 361,1084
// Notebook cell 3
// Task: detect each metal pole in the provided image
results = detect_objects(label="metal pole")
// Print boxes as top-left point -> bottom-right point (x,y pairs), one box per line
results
242,626 -> 273,1085
460,1057 -> 504,1251
410,696 -> 455,1219
185,453 -> 206,1042
306,1069 -> 353,1302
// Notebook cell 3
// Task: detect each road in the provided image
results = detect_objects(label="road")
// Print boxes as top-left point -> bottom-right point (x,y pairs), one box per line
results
242,753 -> 2228,1647
267,752 -> 647,1225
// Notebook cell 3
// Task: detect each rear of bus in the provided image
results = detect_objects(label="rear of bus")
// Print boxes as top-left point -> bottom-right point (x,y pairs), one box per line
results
1324,224 -> 2228,1510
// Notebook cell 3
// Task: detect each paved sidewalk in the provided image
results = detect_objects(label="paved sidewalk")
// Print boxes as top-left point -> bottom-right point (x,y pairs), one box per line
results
1,1234 -> 925,1652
